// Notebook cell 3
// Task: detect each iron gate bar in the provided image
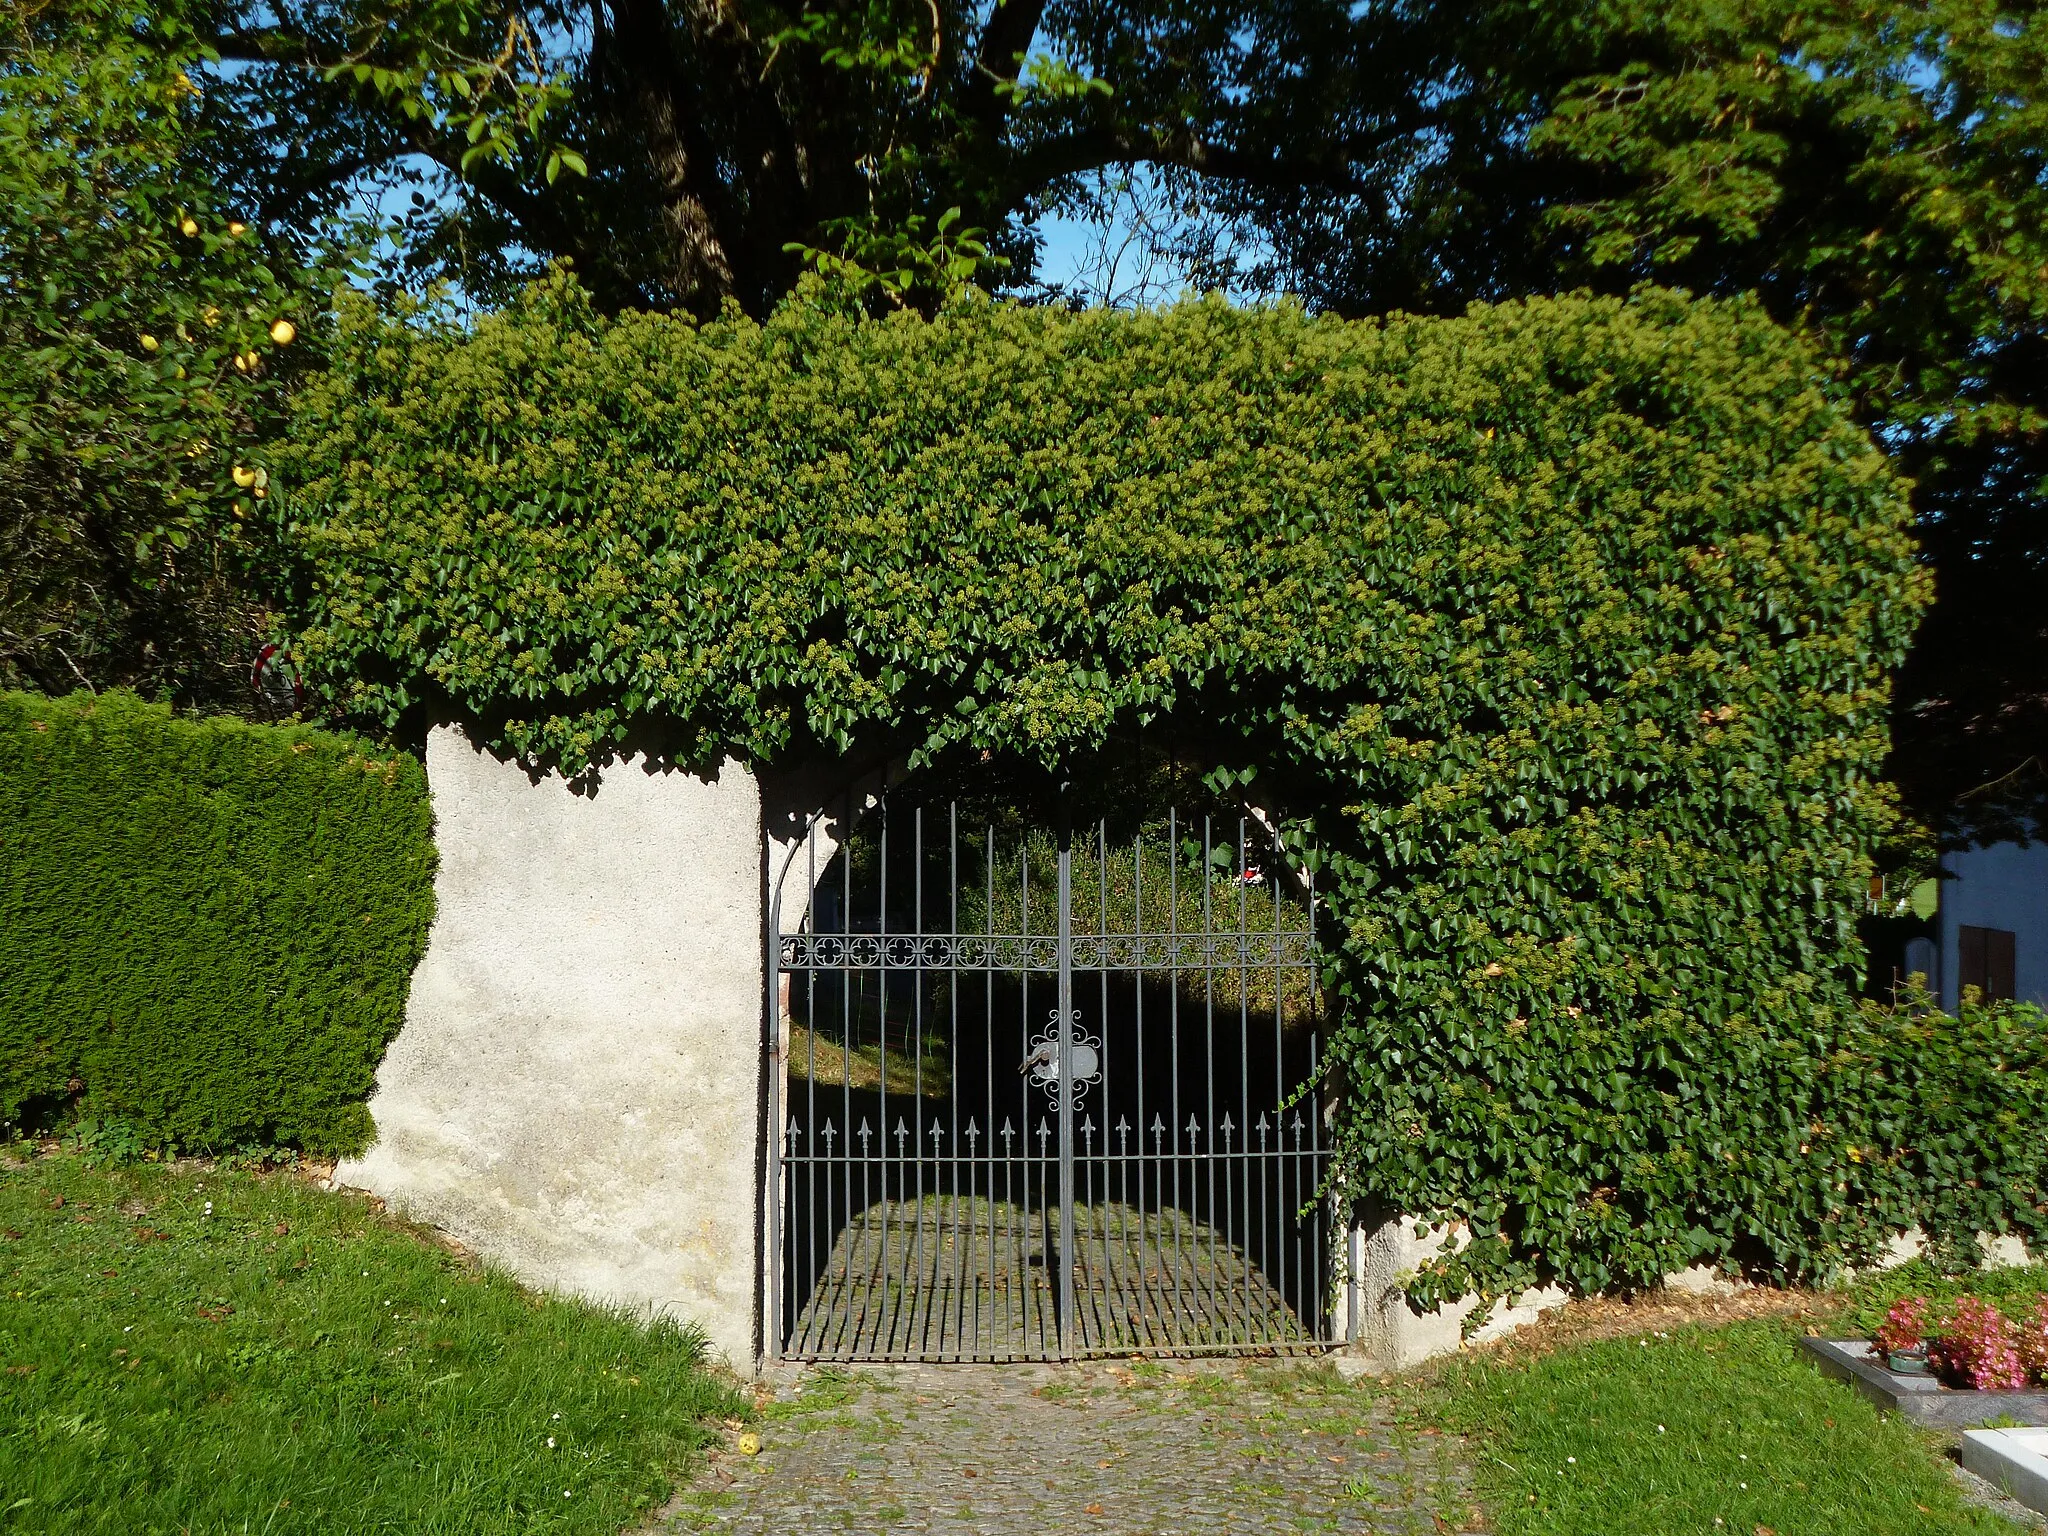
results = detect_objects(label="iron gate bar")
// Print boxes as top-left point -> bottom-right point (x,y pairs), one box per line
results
769,790 -> 1329,1363
1056,784 -> 1076,1359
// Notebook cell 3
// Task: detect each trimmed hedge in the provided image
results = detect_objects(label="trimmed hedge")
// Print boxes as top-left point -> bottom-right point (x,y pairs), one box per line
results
0,690 -> 435,1153
272,275 -> 2031,1304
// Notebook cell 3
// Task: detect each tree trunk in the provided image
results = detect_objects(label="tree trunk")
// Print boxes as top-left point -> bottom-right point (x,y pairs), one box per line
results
600,0 -> 739,317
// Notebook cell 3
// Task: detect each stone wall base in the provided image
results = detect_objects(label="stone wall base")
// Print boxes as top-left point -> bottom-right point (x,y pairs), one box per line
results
1339,1215 -> 2035,1375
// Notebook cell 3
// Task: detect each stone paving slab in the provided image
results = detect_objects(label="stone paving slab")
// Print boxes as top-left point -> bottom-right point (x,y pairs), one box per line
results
667,1360 -> 1481,1534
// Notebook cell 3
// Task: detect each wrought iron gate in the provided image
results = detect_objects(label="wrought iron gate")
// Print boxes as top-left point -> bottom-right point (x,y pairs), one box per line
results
766,792 -> 1330,1362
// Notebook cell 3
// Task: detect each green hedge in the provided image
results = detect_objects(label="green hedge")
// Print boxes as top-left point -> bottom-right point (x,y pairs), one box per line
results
1835,993 -> 2048,1268
271,274 -> 2016,1303
0,690 -> 435,1153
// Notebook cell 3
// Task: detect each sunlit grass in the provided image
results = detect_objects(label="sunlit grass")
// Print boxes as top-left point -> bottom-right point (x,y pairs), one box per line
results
0,1147 -> 742,1534
1429,1317 -> 2021,1535
785,1021 -> 950,1097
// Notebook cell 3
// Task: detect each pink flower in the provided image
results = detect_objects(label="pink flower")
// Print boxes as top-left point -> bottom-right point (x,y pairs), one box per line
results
1873,1295 -> 1931,1358
2015,1297 -> 2048,1387
1930,1297 -> 2029,1392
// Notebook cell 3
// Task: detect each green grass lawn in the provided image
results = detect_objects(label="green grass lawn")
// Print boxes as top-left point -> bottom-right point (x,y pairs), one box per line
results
0,1147 -> 743,1535
1427,1311 -> 2033,1536
8,1134 -> 2045,1536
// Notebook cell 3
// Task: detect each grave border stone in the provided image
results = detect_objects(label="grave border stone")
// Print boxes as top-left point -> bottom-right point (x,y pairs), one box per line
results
1803,1337 -> 2048,1427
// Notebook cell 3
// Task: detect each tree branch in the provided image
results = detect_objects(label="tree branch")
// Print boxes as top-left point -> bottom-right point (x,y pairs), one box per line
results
995,121 -> 1389,215
254,152 -> 388,228
965,0 -> 1047,132
206,28 -> 324,67
408,129 -> 658,311
1141,128 -> 1378,194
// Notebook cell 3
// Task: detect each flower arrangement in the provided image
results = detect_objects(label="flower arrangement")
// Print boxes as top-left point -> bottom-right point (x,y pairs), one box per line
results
2017,1297 -> 2048,1383
1878,1295 -> 2048,1390
1929,1298 -> 2028,1391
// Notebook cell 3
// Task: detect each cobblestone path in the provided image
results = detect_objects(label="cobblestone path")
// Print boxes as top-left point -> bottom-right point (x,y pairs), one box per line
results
667,1360 -> 1483,1535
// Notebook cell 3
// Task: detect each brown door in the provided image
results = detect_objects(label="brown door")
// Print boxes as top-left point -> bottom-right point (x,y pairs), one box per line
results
1957,924 -> 2017,1003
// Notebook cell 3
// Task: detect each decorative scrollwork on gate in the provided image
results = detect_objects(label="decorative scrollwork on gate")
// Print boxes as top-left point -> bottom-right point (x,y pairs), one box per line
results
778,929 -> 1315,971
1020,1008 -> 1102,1107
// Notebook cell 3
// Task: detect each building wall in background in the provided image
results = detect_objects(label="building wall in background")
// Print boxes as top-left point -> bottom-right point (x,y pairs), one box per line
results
1939,840 -> 2048,1011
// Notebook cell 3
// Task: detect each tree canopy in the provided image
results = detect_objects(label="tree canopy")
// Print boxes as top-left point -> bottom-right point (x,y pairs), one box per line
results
0,0 -> 325,707
156,0 -> 1482,316
3,0 -> 2043,831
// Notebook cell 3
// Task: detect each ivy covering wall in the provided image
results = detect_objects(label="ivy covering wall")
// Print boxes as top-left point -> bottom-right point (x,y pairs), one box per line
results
274,274 -> 2030,1306
0,690 -> 436,1153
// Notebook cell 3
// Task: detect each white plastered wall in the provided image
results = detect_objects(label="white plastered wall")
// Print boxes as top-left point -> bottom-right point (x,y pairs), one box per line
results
1343,1217 -> 1572,1372
335,726 -> 767,1369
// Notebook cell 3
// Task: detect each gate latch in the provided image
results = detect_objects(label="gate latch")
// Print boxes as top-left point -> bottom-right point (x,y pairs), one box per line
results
1020,1010 -> 1102,1102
